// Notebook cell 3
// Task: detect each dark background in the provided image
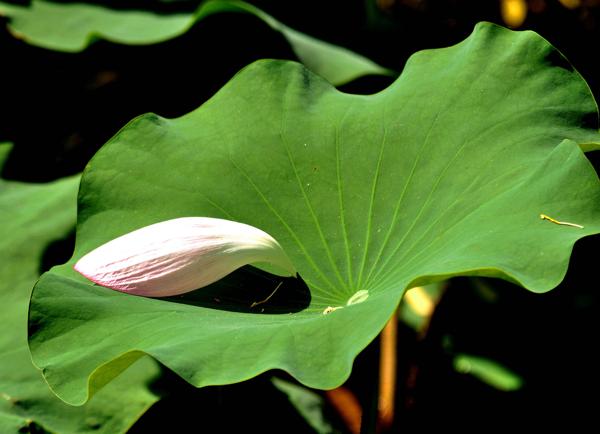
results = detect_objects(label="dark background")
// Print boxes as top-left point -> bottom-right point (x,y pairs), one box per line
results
2,1 -> 599,432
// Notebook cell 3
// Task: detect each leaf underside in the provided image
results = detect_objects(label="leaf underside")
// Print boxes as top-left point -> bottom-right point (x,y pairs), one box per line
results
29,23 -> 600,405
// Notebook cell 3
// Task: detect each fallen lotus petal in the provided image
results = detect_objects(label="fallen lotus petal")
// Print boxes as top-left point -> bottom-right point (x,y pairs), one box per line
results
74,217 -> 296,297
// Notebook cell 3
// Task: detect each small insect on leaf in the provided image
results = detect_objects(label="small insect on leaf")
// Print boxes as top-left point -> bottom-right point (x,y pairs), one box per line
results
323,306 -> 342,315
539,213 -> 584,229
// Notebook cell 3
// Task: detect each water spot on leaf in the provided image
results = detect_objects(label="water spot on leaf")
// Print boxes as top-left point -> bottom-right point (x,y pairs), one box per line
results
347,290 -> 369,306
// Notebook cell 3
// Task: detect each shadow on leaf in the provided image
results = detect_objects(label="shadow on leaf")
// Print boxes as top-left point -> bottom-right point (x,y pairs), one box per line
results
162,265 -> 311,315
39,230 -> 76,274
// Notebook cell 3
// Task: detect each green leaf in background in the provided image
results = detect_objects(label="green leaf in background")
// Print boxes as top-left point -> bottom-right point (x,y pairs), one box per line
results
0,143 -> 160,433
271,378 -> 336,434
454,354 -> 524,392
0,0 -> 392,85
29,23 -> 600,405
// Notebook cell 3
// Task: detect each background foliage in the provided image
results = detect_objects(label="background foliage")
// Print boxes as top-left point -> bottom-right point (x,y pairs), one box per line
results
1,1 -> 599,432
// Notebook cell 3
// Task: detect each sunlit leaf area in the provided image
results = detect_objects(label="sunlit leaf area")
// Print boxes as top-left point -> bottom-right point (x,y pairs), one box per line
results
1,1 -> 599,432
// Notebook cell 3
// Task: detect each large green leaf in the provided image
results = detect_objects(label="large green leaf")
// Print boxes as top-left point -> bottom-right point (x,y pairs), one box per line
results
29,23 -> 600,405
0,0 -> 391,85
0,144 -> 160,433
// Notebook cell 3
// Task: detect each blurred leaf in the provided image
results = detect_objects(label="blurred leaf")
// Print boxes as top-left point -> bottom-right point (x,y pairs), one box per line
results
29,23 -> 600,405
454,354 -> 524,392
0,0 -> 392,85
0,143 -> 160,433
399,284 -> 444,332
271,378 -> 336,434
